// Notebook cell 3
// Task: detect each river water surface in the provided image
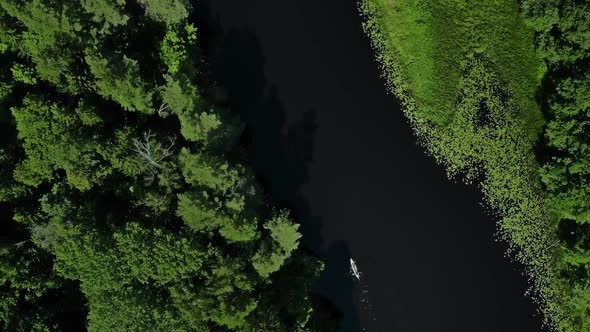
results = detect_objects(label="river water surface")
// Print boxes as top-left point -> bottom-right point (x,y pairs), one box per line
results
197,1 -> 544,331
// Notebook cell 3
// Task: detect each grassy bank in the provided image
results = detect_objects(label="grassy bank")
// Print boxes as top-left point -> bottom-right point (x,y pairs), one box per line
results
362,0 -> 545,133
359,0 -> 573,330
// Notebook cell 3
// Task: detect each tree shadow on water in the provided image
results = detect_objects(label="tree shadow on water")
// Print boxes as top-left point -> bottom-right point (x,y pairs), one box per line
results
197,6 -> 325,253
195,3 -> 361,330
313,241 -> 363,332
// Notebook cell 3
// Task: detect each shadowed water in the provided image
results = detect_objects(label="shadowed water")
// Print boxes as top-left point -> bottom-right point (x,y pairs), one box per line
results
196,0 -> 545,331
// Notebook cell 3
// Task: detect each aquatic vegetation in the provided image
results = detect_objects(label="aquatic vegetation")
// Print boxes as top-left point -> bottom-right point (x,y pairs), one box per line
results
360,0 -> 590,330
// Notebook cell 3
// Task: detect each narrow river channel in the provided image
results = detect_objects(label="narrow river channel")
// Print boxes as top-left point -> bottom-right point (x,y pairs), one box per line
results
197,1 -> 544,331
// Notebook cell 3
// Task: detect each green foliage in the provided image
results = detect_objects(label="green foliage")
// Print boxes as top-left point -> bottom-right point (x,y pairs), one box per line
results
0,8 -> 20,53
359,0 -> 589,330
12,96 -> 110,190
541,74 -> 590,223
169,256 -> 259,329
0,241 -> 80,331
0,149 -> 27,202
160,24 -> 197,75
0,0 -> 320,330
85,286 -> 184,332
431,60 -> 556,299
0,80 -> 12,102
177,189 -> 257,242
253,211 -> 302,277
521,0 -> 590,65
179,148 -> 239,192
10,63 -> 37,85
80,0 -> 128,31
360,0 -> 544,137
178,108 -> 223,142
114,222 -> 208,285
520,1 -> 590,328
86,54 -> 154,114
41,219 -> 186,331
161,76 -> 199,114
161,75 -> 198,115
266,211 -> 301,255
0,0 -> 86,93
160,74 -> 225,144
138,0 -> 191,25
97,127 -> 144,178
177,192 -> 223,231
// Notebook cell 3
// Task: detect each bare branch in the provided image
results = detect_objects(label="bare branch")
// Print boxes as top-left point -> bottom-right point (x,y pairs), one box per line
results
132,130 -> 176,169
157,103 -> 170,116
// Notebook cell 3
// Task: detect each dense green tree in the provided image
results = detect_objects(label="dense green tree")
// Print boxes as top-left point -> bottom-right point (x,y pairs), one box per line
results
138,0 -> 190,25
86,54 -> 155,114
522,0 -> 590,64
160,24 -> 197,75
12,96 -> 109,190
0,0 -> 89,93
179,148 -> 239,192
80,0 -> 128,31
0,0 -> 321,330
0,148 -> 27,202
253,211 -> 302,277
518,0 -> 590,327
0,240 -> 85,331
0,7 -> 20,53
541,74 -> 590,222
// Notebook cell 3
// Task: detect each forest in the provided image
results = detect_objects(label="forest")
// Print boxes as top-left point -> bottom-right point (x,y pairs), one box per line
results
360,0 -> 590,330
3,0 -> 589,331
0,0 -> 324,331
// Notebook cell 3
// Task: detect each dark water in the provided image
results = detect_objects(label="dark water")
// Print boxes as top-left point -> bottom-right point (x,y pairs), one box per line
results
197,1 -> 544,331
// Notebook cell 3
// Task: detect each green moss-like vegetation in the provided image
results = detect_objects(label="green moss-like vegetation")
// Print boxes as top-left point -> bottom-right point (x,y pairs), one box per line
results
0,1 -> 322,331
363,0 -> 544,132
361,0 -> 590,330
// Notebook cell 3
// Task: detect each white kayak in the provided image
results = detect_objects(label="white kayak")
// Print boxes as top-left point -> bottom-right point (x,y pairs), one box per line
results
350,258 -> 360,280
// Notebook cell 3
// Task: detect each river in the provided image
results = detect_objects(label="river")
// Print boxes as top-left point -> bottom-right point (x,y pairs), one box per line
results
196,0 -> 544,331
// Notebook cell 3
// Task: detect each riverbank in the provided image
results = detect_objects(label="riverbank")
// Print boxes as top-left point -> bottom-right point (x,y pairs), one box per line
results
359,0 -> 570,330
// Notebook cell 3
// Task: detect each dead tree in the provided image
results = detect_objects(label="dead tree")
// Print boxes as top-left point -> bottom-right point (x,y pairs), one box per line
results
157,103 -> 170,117
132,130 -> 176,182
